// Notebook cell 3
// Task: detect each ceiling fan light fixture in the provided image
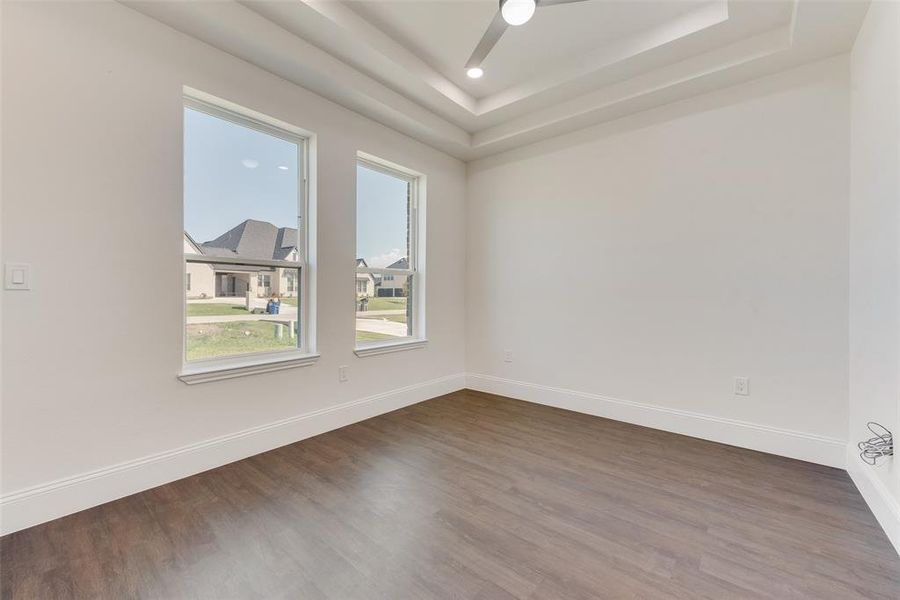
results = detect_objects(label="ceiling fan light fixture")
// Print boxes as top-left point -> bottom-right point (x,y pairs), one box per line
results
500,0 -> 536,26
466,67 -> 484,79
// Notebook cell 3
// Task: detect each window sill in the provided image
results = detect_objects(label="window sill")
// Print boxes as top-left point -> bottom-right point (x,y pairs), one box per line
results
354,339 -> 428,358
179,352 -> 320,385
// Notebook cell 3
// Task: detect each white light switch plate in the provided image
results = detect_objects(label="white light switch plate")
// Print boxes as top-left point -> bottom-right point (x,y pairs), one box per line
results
4,263 -> 31,290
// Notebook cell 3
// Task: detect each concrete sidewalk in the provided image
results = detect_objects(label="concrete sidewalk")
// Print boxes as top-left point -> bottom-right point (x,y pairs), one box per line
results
356,309 -> 406,317
355,318 -> 407,337
187,309 -> 298,325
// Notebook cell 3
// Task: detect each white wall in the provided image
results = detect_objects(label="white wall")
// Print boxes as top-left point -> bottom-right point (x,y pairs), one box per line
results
0,1 -> 466,532
467,56 -> 851,466
847,0 -> 900,551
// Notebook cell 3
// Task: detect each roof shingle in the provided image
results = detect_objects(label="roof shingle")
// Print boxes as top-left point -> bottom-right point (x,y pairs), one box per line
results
199,219 -> 298,261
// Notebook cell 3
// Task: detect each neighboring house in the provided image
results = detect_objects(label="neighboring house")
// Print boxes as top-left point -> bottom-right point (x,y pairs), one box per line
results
377,257 -> 409,297
184,220 -> 300,299
184,234 -> 216,298
355,258 -> 377,298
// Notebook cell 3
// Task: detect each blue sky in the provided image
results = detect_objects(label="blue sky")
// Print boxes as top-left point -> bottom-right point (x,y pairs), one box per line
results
184,108 -> 298,243
185,108 -> 410,267
356,164 -> 409,267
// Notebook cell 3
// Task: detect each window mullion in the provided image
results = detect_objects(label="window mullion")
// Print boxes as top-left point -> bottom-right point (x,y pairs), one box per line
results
355,267 -> 414,276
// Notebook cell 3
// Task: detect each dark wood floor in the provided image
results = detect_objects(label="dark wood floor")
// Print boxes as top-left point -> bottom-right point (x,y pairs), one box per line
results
2,390 -> 898,599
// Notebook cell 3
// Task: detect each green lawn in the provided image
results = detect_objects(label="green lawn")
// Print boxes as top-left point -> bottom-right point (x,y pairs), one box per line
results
186,303 -> 249,317
355,331 -> 396,343
187,321 -> 296,361
280,297 -> 299,307
362,297 -> 407,311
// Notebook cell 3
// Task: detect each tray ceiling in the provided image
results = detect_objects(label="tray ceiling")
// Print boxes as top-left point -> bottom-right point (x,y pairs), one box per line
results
123,0 -> 869,160
345,0 -> 718,98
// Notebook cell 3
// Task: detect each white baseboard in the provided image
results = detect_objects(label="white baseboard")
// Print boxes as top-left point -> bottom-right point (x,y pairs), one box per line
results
466,373 -> 847,469
0,373 -> 866,539
846,445 -> 900,556
0,373 -> 466,536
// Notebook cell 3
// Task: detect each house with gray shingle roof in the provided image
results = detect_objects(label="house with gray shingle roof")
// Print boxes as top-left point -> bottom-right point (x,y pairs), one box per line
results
377,257 -> 409,297
184,220 -> 299,299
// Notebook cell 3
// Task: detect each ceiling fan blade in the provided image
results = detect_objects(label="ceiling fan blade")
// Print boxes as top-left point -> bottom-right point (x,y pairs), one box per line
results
538,0 -> 590,6
465,11 -> 508,68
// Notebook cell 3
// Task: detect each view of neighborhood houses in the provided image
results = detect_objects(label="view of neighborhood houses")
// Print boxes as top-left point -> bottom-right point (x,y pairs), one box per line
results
184,107 -> 414,361
184,106 -> 302,361
355,163 -> 414,345
355,257 -> 412,345
184,221 -> 302,361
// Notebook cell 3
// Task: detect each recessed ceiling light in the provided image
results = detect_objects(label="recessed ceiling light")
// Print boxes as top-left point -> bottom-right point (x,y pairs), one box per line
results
277,165 -> 289,171
500,0 -> 535,26
466,67 -> 484,79
241,159 -> 259,169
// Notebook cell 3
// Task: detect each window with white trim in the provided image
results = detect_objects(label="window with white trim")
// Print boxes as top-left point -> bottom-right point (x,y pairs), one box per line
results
182,95 -> 314,374
355,156 -> 424,351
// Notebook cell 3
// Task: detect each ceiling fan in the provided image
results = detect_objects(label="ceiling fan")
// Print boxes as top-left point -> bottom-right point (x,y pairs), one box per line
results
465,0 -> 590,78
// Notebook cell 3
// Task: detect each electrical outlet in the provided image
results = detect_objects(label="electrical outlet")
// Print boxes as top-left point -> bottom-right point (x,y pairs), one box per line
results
338,365 -> 349,383
503,350 -> 513,363
734,376 -> 749,396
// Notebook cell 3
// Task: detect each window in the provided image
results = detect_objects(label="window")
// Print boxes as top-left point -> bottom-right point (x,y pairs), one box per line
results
355,154 -> 424,353
181,93 -> 316,382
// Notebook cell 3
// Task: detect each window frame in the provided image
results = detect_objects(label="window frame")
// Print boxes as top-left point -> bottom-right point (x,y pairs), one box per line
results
354,153 -> 427,357
179,90 -> 318,384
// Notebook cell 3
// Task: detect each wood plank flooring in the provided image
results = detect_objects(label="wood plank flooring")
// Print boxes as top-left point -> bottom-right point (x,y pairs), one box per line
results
2,390 -> 898,599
